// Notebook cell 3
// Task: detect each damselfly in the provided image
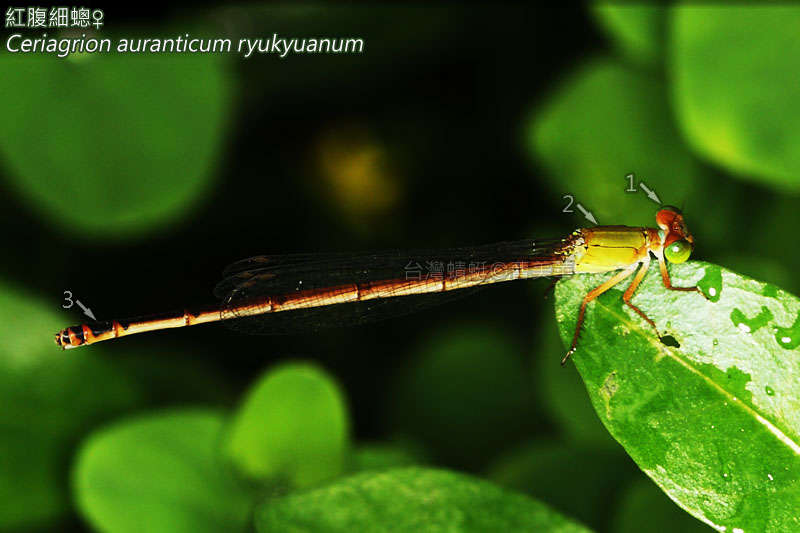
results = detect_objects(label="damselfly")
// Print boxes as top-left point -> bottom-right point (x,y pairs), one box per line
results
55,207 -> 705,364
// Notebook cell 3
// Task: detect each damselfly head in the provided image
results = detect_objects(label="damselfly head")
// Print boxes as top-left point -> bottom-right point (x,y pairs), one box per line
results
657,207 -> 694,262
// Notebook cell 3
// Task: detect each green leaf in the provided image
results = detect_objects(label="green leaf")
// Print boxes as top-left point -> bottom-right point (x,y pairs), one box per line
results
555,261 -> 800,531
390,323 -> 538,468
0,44 -> 232,238
713,254 -> 796,299
487,440 -> 637,530
73,409 -> 252,533
255,467 -> 591,533
592,4 -> 665,66
224,362 -> 349,488
0,281 -> 140,530
670,6 -> 800,190
529,58 -> 701,227
611,478 -> 710,533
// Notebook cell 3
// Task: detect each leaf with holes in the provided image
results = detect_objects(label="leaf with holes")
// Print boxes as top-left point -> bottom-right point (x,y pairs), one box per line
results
555,261 -> 800,532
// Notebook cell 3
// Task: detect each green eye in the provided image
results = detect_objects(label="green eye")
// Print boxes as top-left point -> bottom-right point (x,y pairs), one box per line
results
665,239 -> 691,263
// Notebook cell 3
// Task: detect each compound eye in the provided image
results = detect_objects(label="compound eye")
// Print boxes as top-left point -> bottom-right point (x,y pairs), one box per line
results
665,239 -> 691,263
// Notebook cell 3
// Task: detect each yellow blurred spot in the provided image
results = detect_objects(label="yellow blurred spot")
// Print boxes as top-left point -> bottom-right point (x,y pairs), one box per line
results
314,124 -> 402,218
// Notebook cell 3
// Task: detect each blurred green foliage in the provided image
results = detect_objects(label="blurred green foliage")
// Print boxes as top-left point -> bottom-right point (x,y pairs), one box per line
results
0,50 -> 231,239
592,5 -> 664,67
71,362 -> 584,533
487,440 -> 637,530
671,6 -> 800,190
0,281 -> 140,530
530,58 -> 702,227
533,309 -> 617,447
610,478 -> 710,533
224,362 -> 349,487
390,323 -> 538,468
74,409 -> 252,533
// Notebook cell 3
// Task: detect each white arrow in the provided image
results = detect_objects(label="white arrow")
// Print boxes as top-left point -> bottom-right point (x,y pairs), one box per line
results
639,182 -> 662,204
75,300 -> 97,321
576,203 -> 598,225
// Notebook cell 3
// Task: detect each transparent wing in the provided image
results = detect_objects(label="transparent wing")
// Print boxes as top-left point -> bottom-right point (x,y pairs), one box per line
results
215,238 -> 569,334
